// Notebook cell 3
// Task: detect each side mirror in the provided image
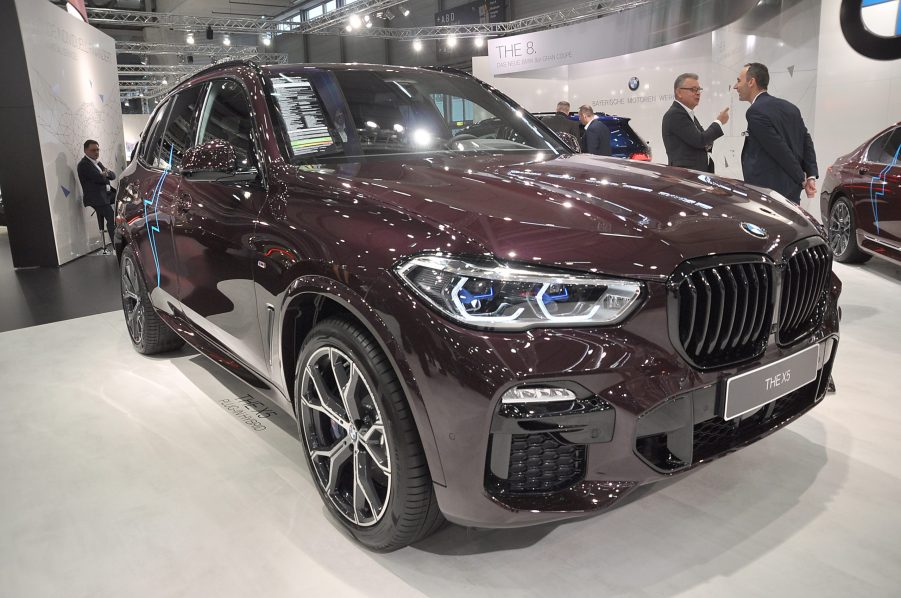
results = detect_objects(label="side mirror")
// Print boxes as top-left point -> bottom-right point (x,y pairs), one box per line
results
558,131 -> 582,154
182,139 -> 258,183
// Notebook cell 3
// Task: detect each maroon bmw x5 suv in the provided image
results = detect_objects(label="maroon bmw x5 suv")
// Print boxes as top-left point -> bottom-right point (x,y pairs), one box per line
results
114,61 -> 841,551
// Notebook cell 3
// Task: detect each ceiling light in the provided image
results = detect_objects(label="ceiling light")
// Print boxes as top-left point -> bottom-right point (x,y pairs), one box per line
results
186,32 -> 195,45
349,14 -> 362,28
474,36 -> 484,48
162,78 -> 168,85
412,39 -> 422,51
366,21 -> 372,28
261,33 -> 272,46
124,99 -> 130,106
447,36 -> 457,48
364,14 -> 370,22
402,8 -> 411,17
222,34 -> 231,46
346,24 -> 353,32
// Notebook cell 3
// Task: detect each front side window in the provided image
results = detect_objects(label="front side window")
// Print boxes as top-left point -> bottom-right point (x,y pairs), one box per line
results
157,85 -> 205,172
268,68 -> 567,164
196,79 -> 257,172
139,99 -> 170,167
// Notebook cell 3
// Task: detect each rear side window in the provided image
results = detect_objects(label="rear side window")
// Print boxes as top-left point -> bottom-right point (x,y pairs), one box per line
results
866,129 -> 900,164
197,79 -> 256,171
139,100 -> 170,167
157,85 -> 205,172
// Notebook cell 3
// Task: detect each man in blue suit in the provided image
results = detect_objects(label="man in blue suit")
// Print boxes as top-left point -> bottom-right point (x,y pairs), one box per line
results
578,105 -> 611,156
734,63 -> 818,203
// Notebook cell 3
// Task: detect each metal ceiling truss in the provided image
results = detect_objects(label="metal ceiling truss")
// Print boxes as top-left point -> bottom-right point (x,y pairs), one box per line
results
91,0 -> 652,39
87,0 -> 407,34
313,0 -> 654,39
116,41 -> 286,62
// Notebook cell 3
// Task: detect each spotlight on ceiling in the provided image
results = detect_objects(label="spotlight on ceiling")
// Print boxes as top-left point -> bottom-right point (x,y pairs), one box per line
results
162,78 -> 168,85
366,21 -> 372,28
364,14 -> 370,22
349,14 -> 362,28
402,7 -> 411,17
261,33 -> 272,47
474,36 -> 484,48
186,32 -> 195,45
124,99 -> 130,107
346,24 -> 353,32
382,9 -> 395,20
206,25 -> 214,40
447,36 -> 457,48
412,39 -> 422,51
222,34 -> 231,46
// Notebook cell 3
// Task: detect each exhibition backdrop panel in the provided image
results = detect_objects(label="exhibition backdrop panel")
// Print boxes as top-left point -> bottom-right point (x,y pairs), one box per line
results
0,0 -> 124,267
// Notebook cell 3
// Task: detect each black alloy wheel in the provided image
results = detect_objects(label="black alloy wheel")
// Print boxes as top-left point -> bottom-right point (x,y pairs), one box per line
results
119,245 -> 185,354
828,197 -> 870,263
295,317 -> 443,551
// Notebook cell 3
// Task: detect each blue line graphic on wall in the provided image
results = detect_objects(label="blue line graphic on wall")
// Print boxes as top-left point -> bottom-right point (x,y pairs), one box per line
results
868,142 -> 900,234
143,148 -> 173,287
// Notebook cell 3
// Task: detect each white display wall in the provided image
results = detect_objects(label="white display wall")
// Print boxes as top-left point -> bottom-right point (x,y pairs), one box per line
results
16,0 -> 125,264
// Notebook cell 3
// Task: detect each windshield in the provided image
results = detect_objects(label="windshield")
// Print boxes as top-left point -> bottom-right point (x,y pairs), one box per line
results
266,67 -> 567,164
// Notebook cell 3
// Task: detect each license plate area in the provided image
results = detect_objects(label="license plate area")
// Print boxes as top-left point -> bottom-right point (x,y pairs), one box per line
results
724,343 -> 821,420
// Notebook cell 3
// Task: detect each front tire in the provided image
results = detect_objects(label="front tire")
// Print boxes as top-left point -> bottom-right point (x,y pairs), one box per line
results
120,245 -> 185,354
828,197 -> 871,263
295,317 -> 442,551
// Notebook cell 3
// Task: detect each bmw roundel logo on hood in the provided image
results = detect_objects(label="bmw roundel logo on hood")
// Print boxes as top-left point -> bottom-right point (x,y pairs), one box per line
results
741,222 -> 768,239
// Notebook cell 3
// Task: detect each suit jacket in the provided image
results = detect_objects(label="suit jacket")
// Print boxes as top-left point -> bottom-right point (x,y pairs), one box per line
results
582,118 -> 611,156
741,92 -> 818,202
661,101 -> 723,172
77,156 -> 116,208
542,112 -> 581,139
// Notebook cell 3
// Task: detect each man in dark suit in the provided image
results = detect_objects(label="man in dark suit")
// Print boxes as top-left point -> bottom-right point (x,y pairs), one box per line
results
542,101 -> 581,140
578,105 -> 611,156
735,62 -> 818,203
662,73 -> 730,172
77,139 -> 117,242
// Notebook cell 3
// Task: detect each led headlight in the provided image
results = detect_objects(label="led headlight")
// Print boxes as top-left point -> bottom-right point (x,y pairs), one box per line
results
395,255 -> 644,330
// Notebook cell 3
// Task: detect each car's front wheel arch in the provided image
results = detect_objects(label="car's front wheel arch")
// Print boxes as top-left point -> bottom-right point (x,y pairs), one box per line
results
278,279 -> 446,488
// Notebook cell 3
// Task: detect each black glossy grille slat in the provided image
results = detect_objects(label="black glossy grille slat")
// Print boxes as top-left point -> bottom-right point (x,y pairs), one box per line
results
505,434 -> 585,494
779,244 -> 832,345
676,261 -> 773,368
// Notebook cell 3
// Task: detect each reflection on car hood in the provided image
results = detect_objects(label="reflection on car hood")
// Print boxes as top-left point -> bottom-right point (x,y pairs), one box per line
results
306,153 -> 822,279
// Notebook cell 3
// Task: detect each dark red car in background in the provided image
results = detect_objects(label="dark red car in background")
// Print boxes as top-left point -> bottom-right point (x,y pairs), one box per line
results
115,61 -> 841,551
821,122 -> 901,265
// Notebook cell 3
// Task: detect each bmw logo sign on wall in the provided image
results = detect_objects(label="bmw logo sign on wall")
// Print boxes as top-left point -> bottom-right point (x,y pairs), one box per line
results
741,222 -> 768,239
628,77 -> 640,91
841,0 -> 901,60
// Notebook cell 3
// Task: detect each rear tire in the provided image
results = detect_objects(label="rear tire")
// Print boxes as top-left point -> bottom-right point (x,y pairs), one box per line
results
828,197 -> 871,264
295,317 -> 443,551
120,245 -> 185,354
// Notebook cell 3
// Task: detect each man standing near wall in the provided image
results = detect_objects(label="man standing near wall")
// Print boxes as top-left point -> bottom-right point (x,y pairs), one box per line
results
662,73 -> 730,172
734,62 -> 818,203
77,139 -> 116,243
578,105 -> 611,156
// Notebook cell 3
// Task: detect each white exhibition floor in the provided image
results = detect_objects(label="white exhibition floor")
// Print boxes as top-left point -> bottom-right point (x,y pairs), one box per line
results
1,261 -> 900,598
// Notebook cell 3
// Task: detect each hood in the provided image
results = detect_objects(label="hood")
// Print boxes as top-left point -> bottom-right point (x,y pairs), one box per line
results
291,153 -> 823,279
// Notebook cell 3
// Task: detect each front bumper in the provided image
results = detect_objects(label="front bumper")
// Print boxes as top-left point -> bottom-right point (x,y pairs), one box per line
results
368,269 -> 841,529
